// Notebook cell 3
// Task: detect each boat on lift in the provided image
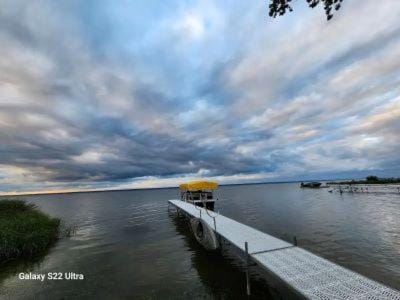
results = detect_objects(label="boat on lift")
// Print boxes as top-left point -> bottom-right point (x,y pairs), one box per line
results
179,180 -> 218,211
300,182 -> 322,188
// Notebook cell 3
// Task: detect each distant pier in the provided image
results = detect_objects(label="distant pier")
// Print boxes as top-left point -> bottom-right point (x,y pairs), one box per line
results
329,184 -> 400,194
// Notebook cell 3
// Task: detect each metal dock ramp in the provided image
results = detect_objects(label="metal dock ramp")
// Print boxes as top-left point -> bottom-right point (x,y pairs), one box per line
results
168,200 -> 400,299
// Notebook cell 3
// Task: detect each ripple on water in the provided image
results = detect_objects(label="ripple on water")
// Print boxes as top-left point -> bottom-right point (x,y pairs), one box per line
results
1,184 -> 398,299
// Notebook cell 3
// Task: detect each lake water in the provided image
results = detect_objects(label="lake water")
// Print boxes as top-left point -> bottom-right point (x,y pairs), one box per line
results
1,183 -> 399,299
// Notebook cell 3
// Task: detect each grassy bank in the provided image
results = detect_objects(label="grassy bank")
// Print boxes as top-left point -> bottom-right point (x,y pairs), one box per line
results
0,199 -> 60,263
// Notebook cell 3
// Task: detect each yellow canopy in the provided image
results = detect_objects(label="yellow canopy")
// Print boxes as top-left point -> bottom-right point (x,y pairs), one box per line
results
179,180 -> 218,191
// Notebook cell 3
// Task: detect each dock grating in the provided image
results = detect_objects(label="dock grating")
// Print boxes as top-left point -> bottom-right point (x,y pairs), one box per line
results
169,200 -> 400,300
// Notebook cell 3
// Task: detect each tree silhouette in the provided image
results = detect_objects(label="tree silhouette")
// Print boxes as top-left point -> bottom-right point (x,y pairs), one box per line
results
366,175 -> 379,183
269,0 -> 344,20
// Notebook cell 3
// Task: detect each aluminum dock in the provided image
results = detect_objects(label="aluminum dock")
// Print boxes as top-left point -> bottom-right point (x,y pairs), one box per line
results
168,199 -> 400,300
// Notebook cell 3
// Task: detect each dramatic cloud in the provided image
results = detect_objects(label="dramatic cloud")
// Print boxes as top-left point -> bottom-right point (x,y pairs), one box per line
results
0,0 -> 400,194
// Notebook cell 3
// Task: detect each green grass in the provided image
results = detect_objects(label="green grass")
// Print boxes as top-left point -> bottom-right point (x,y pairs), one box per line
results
0,199 -> 60,264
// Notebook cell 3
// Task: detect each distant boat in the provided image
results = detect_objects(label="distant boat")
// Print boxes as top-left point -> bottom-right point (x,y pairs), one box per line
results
300,182 -> 322,188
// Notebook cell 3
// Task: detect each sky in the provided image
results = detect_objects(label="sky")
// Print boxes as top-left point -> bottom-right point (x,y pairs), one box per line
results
1,0 -> 400,195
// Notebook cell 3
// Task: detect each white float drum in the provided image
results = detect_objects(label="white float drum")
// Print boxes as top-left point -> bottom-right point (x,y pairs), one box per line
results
190,218 -> 219,251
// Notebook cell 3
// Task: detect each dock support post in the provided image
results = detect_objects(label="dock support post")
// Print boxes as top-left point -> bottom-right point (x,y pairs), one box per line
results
245,241 -> 251,296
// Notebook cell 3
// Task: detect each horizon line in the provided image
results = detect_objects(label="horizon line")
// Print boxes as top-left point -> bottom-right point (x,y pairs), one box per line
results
0,178 -> 348,197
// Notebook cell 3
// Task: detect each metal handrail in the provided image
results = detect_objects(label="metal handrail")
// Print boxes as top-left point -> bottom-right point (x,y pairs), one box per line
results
200,197 -> 219,231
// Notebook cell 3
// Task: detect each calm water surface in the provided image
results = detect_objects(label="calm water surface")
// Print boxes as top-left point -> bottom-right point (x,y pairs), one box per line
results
1,183 -> 399,299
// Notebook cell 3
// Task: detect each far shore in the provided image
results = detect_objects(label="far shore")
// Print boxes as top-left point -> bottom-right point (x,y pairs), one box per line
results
327,176 -> 400,185
1,176 -> 399,197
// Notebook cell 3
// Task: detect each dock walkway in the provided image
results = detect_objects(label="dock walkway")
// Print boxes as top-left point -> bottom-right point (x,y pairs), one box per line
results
168,199 -> 400,300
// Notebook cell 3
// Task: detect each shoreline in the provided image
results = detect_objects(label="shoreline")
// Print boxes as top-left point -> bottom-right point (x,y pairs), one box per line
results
0,200 -> 60,263
0,179 -> 332,197
2,178 -> 400,197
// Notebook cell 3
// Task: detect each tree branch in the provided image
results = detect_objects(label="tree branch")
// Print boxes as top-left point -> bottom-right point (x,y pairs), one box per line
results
269,0 -> 344,20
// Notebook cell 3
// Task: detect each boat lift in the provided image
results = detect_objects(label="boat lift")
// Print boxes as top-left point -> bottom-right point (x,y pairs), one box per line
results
168,199 -> 400,299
